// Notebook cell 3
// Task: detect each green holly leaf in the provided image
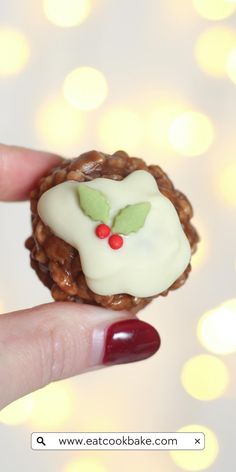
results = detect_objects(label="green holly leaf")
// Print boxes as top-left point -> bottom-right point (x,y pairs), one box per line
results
112,202 -> 151,235
77,185 -> 110,223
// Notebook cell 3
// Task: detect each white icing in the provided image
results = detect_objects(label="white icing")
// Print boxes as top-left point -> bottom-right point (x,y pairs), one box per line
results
37,170 -> 191,297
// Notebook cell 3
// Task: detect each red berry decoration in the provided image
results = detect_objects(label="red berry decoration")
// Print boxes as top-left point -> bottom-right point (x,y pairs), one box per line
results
95,224 -> 111,239
108,234 -> 123,250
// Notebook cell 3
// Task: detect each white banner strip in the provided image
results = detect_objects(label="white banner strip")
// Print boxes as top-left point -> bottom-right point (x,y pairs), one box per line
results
31,432 -> 205,451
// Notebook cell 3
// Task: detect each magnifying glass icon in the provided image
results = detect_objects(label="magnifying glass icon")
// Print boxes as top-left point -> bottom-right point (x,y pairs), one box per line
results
37,436 -> 46,446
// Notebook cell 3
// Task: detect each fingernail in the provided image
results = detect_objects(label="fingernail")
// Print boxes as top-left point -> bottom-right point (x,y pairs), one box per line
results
102,319 -> 161,365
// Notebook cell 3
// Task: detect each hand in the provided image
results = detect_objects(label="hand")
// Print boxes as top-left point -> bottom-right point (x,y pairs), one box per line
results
0,144 -> 160,410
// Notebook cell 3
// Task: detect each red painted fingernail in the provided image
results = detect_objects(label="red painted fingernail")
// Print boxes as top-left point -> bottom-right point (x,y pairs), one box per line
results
103,319 -> 161,365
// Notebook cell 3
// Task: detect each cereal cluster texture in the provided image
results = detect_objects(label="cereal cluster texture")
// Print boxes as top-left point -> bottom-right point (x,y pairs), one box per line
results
25,150 -> 199,314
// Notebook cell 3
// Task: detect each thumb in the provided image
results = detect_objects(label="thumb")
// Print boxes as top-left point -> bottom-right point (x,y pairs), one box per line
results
0,302 -> 160,409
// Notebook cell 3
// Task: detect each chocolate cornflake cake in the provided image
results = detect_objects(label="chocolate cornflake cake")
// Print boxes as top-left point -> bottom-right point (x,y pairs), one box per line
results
25,150 -> 199,314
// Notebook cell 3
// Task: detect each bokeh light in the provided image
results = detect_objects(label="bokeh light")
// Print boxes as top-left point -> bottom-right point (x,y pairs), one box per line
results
0,28 -> 30,76
63,67 -> 108,111
181,354 -> 229,400
218,160 -> 236,207
28,382 -> 76,429
170,424 -> 219,471
64,458 -> 107,472
0,394 -> 33,425
195,27 -> 236,77
146,101 -> 187,153
36,94 -> 85,154
227,48 -> 236,84
192,0 -> 236,20
169,111 -> 214,157
43,0 -> 91,27
197,299 -> 236,354
98,107 -> 143,154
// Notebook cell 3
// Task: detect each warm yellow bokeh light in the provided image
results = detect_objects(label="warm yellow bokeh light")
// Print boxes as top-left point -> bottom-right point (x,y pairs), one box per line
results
170,424 -> 219,471
98,107 -> 143,154
192,0 -> 235,20
181,354 -> 229,401
195,27 -> 236,77
169,111 -> 214,157
0,28 -> 30,76
43,0 -> 91,27
64,458 -> 106,472
36,94 -> 85,154
227,48 -> 236,84
0,395 -> 33,425
218,160 -> 236,207
198,299 -> 236,354
28,382 -> 76,429
147,102 -> 187,153
63,67 -> 108,111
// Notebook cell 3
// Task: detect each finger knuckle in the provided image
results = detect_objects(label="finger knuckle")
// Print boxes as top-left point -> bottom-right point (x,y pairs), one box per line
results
37,319 -> 78,385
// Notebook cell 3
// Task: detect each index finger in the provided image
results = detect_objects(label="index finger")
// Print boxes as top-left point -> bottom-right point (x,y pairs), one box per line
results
0,144 -> 62,201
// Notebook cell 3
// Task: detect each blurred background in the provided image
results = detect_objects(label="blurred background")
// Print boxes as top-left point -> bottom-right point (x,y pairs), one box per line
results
0,0 -> 236,471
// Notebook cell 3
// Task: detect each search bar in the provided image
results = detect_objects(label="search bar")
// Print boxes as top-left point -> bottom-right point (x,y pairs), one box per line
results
31,432 -> 205,450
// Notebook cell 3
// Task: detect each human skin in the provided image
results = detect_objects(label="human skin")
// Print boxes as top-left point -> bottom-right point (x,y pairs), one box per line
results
0,144 -> 160,410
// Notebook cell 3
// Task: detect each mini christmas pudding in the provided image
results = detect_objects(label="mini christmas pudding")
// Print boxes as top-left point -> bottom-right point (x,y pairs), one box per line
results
26,150 -> 199,314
